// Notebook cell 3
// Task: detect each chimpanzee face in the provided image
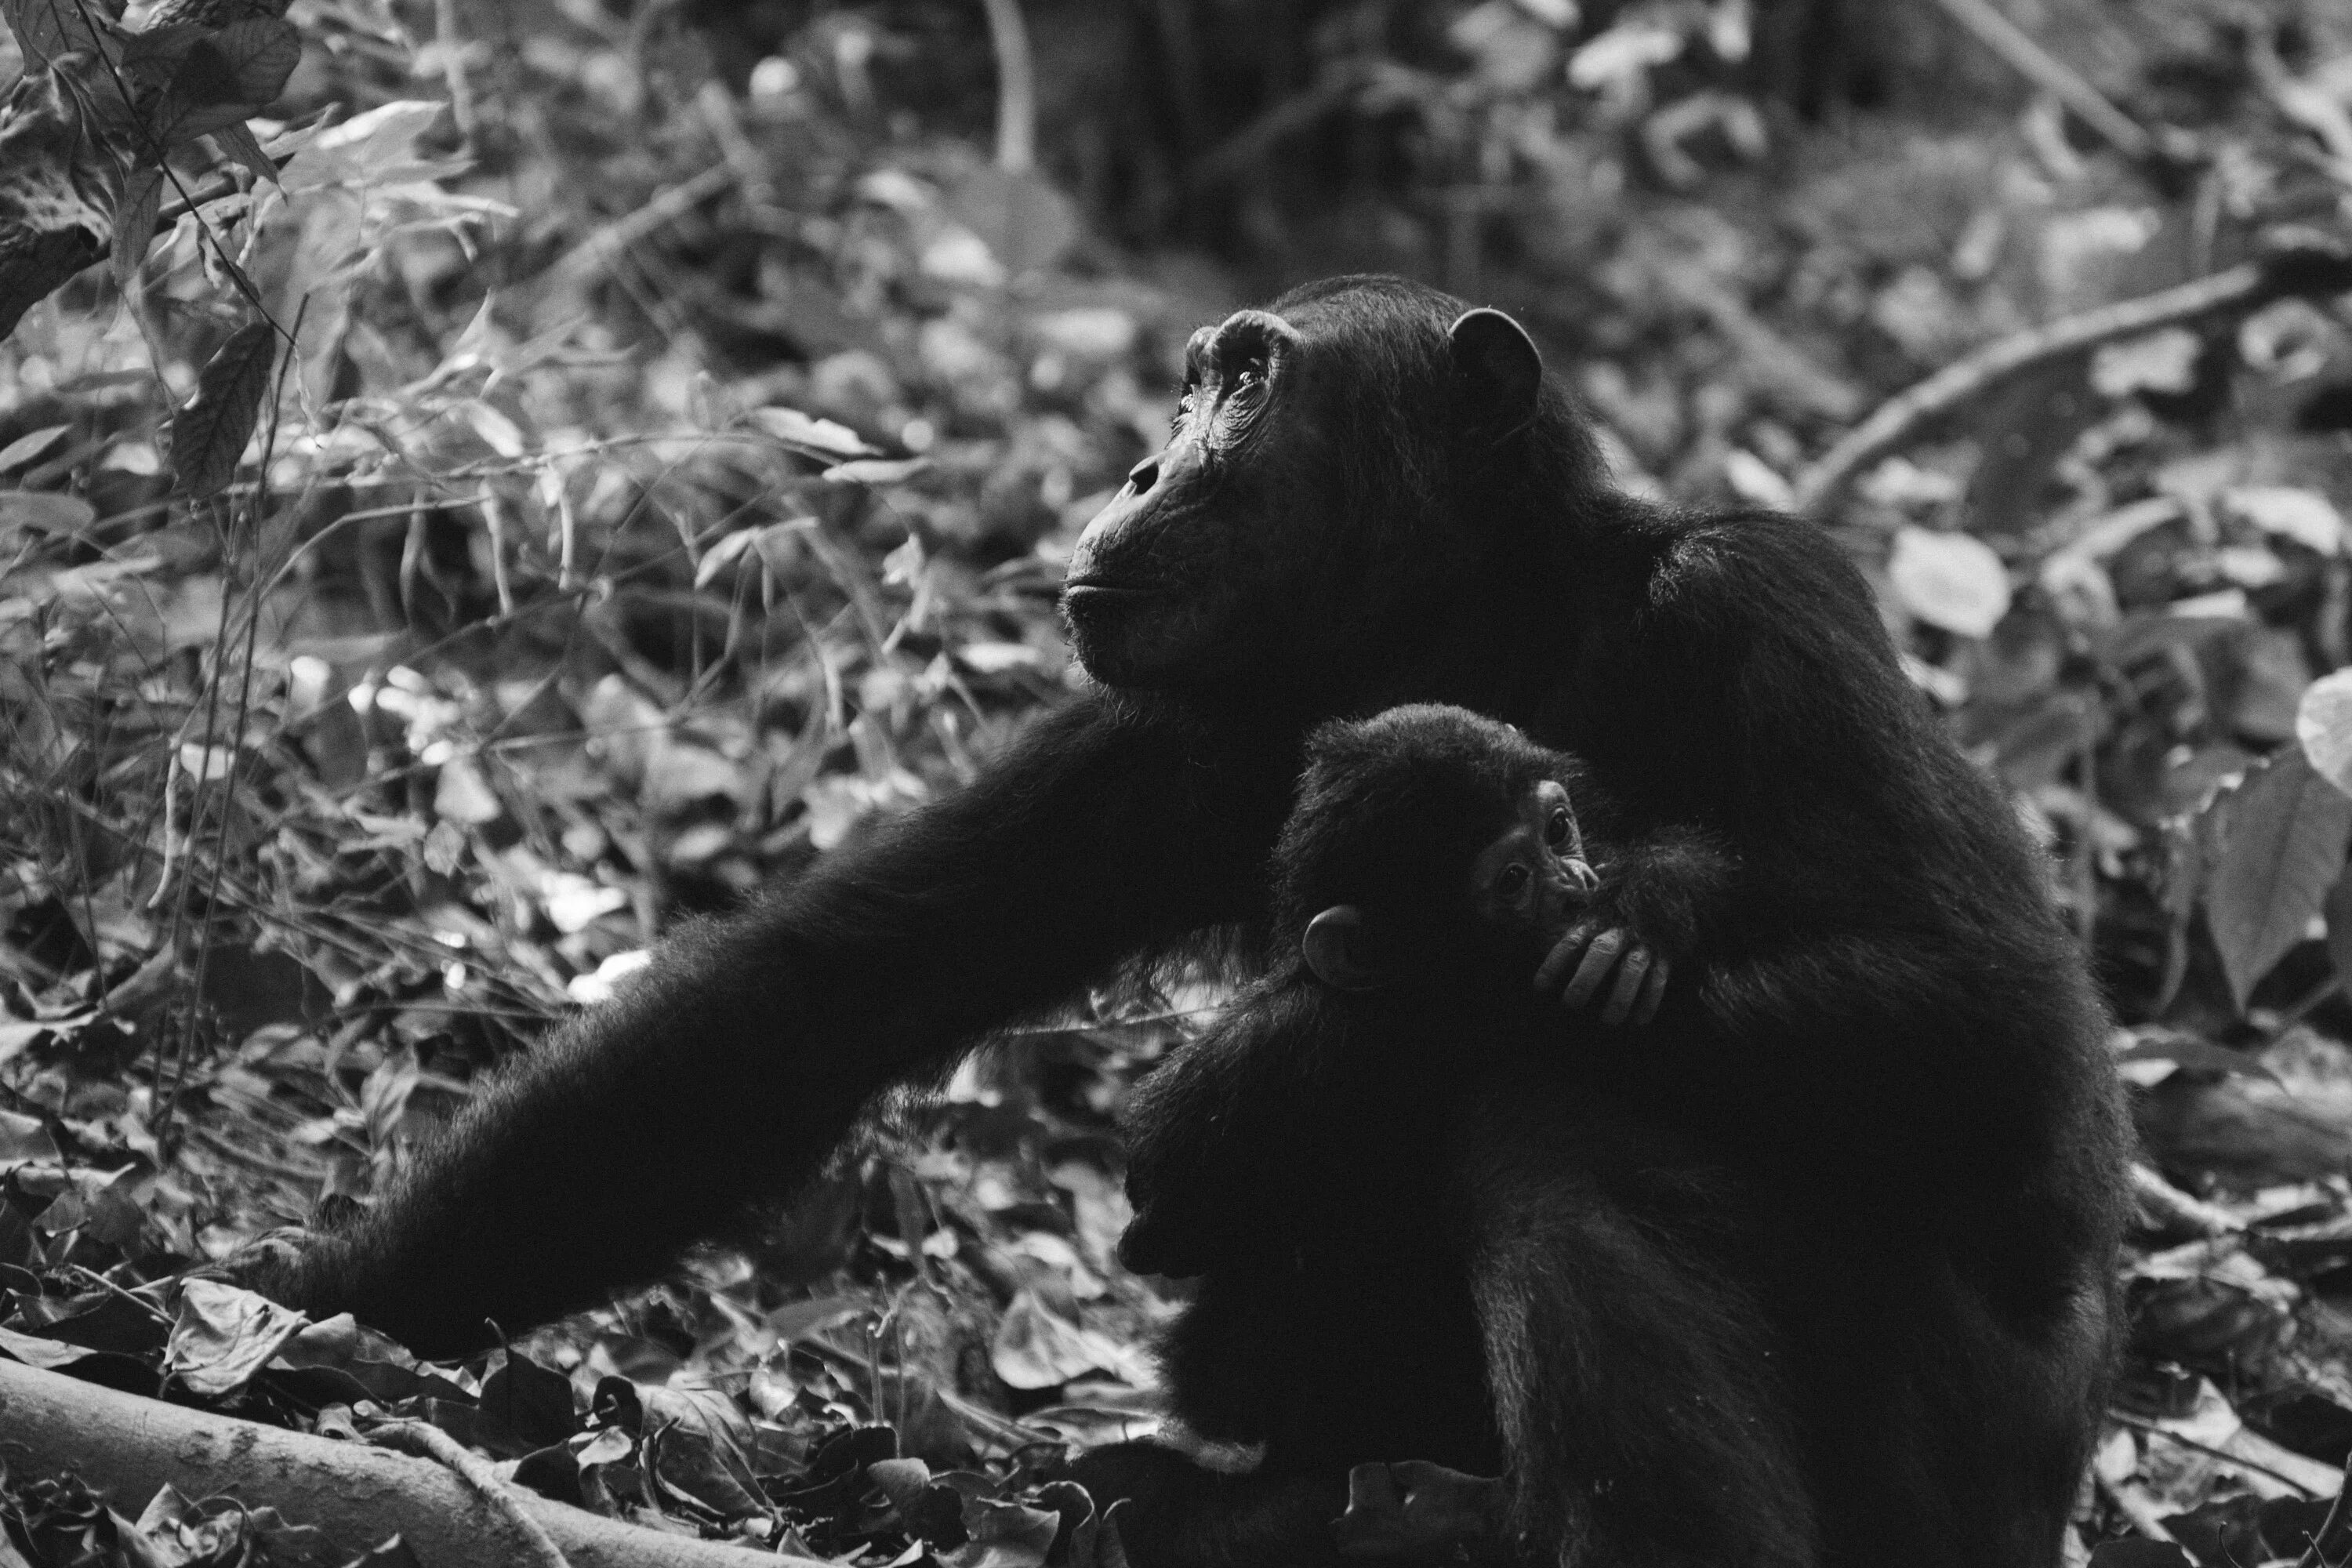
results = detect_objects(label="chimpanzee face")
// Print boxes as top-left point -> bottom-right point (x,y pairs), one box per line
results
1060,292 -> 1543,692
1061,307 -> 1330,688
1468,778 -> 1599,946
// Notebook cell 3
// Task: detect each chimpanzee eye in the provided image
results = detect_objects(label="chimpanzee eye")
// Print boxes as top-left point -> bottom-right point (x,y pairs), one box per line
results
1544,810 -> 1572,848
1497,865 -> 1530,898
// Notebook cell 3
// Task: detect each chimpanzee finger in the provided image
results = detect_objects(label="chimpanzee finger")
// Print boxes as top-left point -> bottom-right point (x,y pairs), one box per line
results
1599,946 -> 1652,1025
1559,928 -> 1628,1009
1632,957 -> 1671,1025
1533,920 -> 1599,993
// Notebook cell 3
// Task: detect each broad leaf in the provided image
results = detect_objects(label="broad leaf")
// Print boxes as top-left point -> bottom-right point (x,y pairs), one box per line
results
750,405 -> 880,458
209,119 -> 279,185
169,321 -> 276,497
1888,526 -> 2011,638
164,1279 -> 306,1398
2298,666 -> 2352,797
2,0 -> 119,67
2200,747 -> 2352,1010
0,424 -> 71,471
149,17 -> 300,147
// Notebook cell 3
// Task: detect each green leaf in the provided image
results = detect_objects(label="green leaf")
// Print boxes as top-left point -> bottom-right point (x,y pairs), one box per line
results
169,321 -> 277,499
209,119 -> 279,185
2200,747 -> 2352,1011
749,405 -> 880,458
1888,526 -> 2011,638
111,165 -> 165,299
1,0 -> 119,68
148,17 -> 300,147
164,1279 -> 307,1398
2298,667 -> 2352,797
0,424 -> 71,471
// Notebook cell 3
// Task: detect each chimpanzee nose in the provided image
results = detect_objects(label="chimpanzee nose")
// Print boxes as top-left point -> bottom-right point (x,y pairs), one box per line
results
1126,457 -> 1160,495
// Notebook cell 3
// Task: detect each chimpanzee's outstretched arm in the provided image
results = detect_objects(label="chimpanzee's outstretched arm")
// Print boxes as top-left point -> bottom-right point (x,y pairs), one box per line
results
278,695 -> 1290,1354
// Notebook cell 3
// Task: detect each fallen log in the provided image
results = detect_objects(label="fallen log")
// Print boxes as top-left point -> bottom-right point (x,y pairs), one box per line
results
0,1358 -> 821,1568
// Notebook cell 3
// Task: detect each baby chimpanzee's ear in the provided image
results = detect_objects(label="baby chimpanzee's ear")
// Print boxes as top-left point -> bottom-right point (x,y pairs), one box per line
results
1303,906 -> 1385,991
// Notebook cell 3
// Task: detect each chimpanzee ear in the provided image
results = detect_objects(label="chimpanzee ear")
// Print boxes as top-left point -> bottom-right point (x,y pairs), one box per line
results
1303,906 -> 1384,991
1448,308 -> 1543,433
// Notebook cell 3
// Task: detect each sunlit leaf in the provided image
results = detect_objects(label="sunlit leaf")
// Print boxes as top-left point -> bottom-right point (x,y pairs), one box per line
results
169,321 -> 277,498
992,1290 -> 1110,1389
275,100 -> 448,191
1888,526 -> 2010,638
164,1279 -> 306,1398
822,456 -> 930,485
0,423 -> 71,471
2299,667 -> 2352,797
2229,486 -> 2343,554
0,490 -> 96,536
750,405 -> 879,457
2089,328 -> 2201,398
433,755 -> 503,824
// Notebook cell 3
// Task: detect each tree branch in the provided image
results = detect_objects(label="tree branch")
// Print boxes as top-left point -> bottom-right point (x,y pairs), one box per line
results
0,1358 -> 820,1568
1791,238 -> 2352,515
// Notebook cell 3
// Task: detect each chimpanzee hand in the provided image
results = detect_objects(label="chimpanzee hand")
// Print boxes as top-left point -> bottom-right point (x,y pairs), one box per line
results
1533,920 -> 1668,1025
1330,1461 -> 1512,1563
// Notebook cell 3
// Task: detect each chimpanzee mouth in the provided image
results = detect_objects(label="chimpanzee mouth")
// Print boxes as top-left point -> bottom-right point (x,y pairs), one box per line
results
1061,580 -> 1160,612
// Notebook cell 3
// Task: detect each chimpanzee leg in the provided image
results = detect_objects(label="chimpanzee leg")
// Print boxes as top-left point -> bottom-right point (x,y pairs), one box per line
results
1458,1091 -> 1820,1568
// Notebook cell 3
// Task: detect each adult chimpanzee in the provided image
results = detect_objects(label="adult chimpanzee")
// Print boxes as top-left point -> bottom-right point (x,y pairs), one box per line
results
261,276 -> 2127,1566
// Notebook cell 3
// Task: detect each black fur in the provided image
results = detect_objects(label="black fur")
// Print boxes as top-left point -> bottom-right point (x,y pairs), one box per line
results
273,276 -> 2127,1567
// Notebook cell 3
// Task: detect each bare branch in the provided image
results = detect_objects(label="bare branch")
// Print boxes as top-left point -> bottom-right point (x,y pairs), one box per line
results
1792,240 -> 2352,515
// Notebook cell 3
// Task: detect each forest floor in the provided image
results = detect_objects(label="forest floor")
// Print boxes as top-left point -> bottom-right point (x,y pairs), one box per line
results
7,0 -> 2352,1563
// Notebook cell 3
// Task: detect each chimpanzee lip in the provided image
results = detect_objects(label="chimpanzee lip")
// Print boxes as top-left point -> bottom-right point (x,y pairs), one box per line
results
1062,580 -> 1158,601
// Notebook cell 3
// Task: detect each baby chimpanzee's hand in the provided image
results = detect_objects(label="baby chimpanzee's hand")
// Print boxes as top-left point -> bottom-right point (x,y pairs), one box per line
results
1534,920 -> 1668,1025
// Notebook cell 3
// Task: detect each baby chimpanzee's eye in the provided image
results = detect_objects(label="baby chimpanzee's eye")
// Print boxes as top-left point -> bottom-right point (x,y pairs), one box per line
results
1544,810 -> 1572,848
1498,865 -> 1530,898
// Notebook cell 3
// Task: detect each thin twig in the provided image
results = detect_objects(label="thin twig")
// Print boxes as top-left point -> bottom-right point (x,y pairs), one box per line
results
2297,1455 -> 2352,1568
1792,249 -> 2352,514
1927,0 -> 2152,162
979,0 -> 1036,172
2129,1162 -> 2242,1238
433,0 -> 476,143
2096,1472 -> 2183,1544
545,165 -> 735,289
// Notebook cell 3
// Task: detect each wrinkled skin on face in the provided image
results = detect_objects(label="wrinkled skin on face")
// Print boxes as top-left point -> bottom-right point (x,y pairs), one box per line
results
1062,308 -> 1328,688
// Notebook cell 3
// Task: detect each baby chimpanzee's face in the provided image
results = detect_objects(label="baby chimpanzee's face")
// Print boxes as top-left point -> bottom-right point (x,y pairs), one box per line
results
1468,779 -> 1599,948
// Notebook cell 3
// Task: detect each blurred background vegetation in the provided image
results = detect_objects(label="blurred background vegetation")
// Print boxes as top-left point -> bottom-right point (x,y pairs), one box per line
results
8,0 -> 2352,1561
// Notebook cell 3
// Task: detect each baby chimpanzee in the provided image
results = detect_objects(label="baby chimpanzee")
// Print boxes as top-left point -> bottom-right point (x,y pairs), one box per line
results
1118,702 -> 1734,1282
